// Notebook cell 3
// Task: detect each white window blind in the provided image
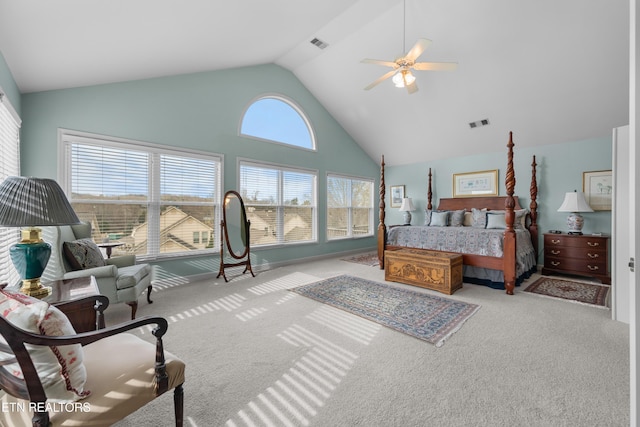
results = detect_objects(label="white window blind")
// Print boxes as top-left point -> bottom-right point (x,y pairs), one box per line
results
239,160 -> 317,246
0,92 -> 21,286
327,174 -> 374,240
60,131 -> 222,259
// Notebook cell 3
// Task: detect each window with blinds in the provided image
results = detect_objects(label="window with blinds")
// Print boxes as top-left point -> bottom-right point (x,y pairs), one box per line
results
327,174 -> 374,240
60,131 -> 222,259
0,92 -> 21,286
239,160 -> 317,246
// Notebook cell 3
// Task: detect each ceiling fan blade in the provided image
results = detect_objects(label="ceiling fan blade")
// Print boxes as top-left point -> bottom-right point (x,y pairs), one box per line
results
406,80 -> 419,94
361,58 -> 398,68
405,38 -> 432,62
412,61 -> 458,71
364,69 -> 398,90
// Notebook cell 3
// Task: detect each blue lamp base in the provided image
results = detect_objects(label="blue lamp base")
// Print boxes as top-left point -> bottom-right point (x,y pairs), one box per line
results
9,228 -> 52,298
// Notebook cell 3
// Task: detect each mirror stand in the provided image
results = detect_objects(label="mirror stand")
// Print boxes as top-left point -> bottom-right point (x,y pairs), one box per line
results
216,190 -> 255,282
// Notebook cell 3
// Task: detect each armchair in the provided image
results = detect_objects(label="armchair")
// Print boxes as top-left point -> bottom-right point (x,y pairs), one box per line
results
42,223 -> 153,319
0,293 -> 185,426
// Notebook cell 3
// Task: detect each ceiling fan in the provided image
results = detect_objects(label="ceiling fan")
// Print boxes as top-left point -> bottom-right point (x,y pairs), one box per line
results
361,1 -> 457,94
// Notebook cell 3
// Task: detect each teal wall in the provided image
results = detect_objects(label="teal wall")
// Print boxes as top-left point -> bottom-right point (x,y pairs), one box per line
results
384,135 -> 613,262
17,64 -> 379,280
0,52 -> 20,116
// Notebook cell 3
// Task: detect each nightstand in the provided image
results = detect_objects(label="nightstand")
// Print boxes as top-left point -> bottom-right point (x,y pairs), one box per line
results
542,233 -> 611,285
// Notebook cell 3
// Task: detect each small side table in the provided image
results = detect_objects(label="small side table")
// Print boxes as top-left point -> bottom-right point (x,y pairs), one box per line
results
42,276 -> 109,332
97,242 -> 124,258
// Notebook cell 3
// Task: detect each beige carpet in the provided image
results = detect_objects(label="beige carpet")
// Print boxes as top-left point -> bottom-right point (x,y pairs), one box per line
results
107,260 -> 629,427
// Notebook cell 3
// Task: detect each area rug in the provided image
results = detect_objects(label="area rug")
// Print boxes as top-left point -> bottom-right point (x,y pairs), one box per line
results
524,277 -> 609,308
290,275 -> 480,347
340,251 -> 379,266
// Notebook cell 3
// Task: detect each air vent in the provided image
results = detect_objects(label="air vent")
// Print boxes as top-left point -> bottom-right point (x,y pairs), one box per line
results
469,119 -> 490,129
310,38 -> 329,50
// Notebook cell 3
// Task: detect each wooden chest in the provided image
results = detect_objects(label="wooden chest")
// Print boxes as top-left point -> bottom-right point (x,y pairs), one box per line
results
542,233 -> 611,284
384,248 -> 463,295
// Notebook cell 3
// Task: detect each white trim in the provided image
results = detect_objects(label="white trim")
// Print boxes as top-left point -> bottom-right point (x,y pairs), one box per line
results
0,88 -> 21,127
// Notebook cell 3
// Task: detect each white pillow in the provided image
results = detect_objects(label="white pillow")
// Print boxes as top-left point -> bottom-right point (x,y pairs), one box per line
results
0,290 -> 89,402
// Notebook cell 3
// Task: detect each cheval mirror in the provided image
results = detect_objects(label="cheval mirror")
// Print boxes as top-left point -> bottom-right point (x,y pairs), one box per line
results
217,190 -> 255,282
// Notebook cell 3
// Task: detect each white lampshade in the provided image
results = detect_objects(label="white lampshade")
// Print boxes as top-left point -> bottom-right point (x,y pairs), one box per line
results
557,191 -> 593,235
557,191 -> 593,213
399,198 -> 415,212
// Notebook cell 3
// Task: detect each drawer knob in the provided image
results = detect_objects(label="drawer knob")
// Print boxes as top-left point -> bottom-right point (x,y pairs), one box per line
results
551,261 -> 561,267
551,250 -> 561,255
551,239 -> 561,245
587,265 -> 599,271
587,253 -> 599,259
587,242 -> 600,247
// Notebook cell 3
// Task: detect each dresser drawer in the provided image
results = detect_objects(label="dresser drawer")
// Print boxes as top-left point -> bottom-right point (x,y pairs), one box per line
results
544,246 -> 607,261
544,256 -> 608,275
544,234 -> 608,249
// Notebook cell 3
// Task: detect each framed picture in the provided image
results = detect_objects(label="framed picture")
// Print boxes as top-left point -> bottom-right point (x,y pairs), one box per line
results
452,169 -> 498,198
390,185 -> 405,208
583,170 -> 612,211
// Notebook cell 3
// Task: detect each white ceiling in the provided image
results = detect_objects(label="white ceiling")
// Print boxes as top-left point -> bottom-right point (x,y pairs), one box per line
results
0,0 -> 630,166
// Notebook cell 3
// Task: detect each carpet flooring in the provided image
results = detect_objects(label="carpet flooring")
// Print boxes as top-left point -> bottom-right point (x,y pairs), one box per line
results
291,275 -> 479,347
523,276 -> 610,307
340,251 -> 379,266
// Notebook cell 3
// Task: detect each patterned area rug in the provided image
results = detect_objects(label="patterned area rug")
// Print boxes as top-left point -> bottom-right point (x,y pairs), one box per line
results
340,251 -> 379,267
290,275 -> 480,347
524,277 -> 609,308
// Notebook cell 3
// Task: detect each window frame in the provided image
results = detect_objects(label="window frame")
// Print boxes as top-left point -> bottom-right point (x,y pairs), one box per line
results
326,172 -> 375,241
239,94 -> 317,152
58,129 -> 223,261
238,157 -> 318,248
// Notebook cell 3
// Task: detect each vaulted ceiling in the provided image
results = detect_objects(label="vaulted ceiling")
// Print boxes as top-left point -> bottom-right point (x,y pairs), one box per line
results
0,0 -> 629,165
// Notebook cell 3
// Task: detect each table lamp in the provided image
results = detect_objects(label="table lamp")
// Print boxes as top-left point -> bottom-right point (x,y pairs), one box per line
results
399,197 -> 415,225
557,190 -> 593,235
0,177 -> 80,297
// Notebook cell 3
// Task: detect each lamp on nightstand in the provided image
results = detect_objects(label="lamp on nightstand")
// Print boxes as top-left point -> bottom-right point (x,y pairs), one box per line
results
0,176 -> 81,297
557,190 -> 593,235
399,197 -> 415,225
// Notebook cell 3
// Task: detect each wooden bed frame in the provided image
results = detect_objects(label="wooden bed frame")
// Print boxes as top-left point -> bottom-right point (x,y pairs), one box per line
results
377,132 -> 539,295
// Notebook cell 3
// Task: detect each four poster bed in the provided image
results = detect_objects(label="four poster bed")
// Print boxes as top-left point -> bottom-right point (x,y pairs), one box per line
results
377,132 -> 539,295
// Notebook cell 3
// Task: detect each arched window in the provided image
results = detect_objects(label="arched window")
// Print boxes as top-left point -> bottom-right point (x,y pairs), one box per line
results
240,96 -> 315,150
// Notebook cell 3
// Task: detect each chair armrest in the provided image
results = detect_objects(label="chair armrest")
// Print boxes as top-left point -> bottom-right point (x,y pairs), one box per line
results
63,264 -> 118,279
107,255 -> 136,268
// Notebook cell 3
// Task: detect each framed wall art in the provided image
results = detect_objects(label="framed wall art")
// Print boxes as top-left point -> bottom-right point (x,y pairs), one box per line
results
390,185 -> 405,208
583,170 -> 612,211
452,169 -> 498,198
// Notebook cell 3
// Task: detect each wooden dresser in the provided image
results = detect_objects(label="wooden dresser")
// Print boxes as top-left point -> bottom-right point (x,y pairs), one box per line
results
542,233 -> 611,285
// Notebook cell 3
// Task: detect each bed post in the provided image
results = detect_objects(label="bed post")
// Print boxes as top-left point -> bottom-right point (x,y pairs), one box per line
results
503,132 -> 517,295
529,155 -> 539,257
377,155 -> 386,269
427,168 -> 433,210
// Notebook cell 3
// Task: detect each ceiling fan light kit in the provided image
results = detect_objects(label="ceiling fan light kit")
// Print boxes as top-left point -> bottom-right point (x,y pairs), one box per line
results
362,1 -> 457,94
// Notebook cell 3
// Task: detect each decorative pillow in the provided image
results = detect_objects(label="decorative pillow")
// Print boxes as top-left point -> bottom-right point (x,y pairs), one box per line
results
63,239 -> 106,271
463,211 -> 473,227
471,208 -> 488,228
430,211 -> 449,227
424,209 -> 433,226
0,290 -> 89,402
514,209 -> 528,229
485,212 -> 507,229
449,209 -> 466,227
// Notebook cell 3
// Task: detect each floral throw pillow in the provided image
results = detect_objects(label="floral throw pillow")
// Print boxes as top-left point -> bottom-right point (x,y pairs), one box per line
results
63,239 -> 106,271
0,290 -> 90,401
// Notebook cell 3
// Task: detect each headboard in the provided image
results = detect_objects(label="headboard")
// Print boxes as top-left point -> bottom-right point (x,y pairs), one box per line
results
437,196 -> 523,212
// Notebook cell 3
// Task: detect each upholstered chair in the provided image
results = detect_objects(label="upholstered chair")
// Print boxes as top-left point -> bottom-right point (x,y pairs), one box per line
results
42,222 -> 153,319
0,291 -> 184,426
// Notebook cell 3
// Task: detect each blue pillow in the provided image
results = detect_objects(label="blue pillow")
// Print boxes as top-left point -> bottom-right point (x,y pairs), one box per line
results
485,212 -> 506,229
430,211 -> 449,227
